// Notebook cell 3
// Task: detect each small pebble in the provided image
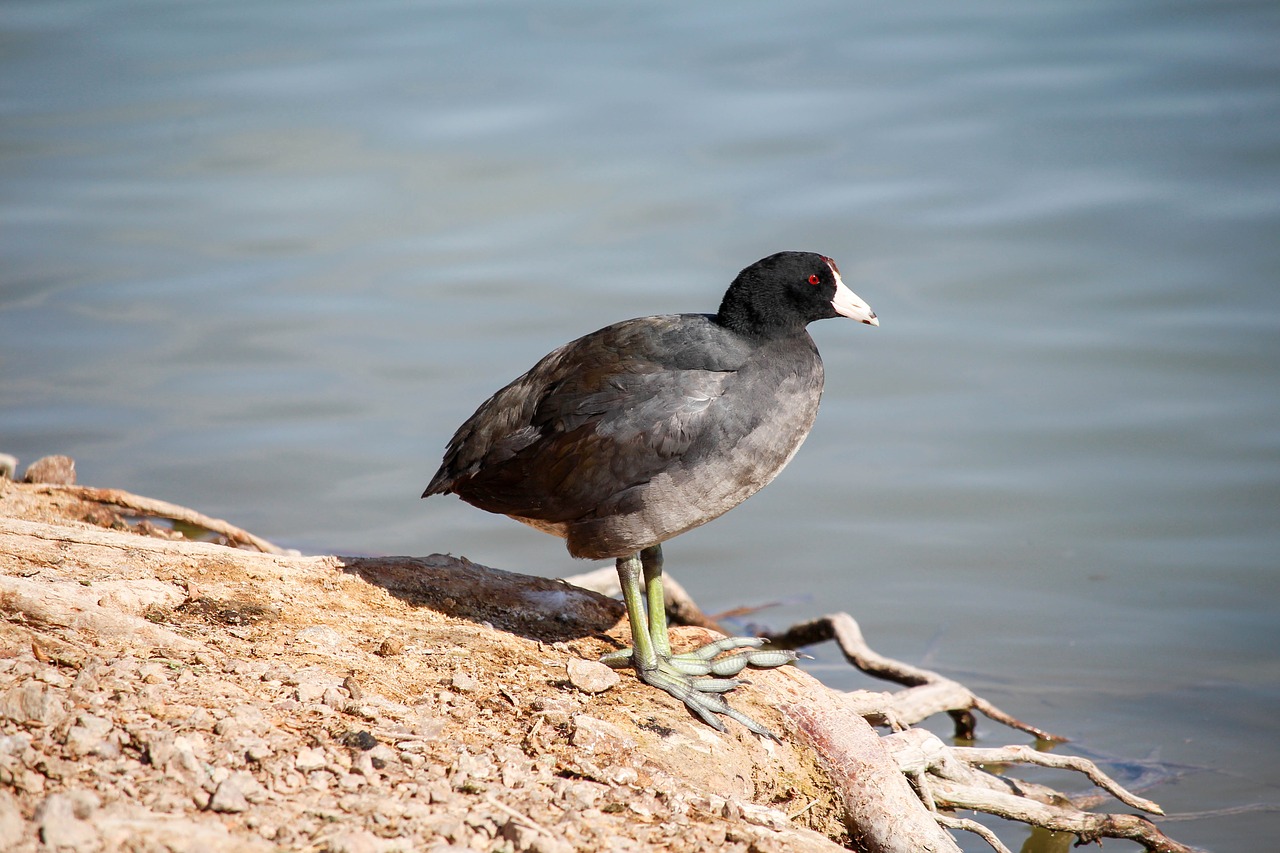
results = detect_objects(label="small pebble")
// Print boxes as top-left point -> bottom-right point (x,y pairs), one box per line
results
209,772 -> 255,813
322,687 -> 348,710
340,730 -> 378,751
36,790 -> 100,849
0,789 -> 25,845
566,658 -> 620,694
0,682 -> 65,728
295,747 -> 327,772
23,455 -> 76,485
451,671 -> 478,693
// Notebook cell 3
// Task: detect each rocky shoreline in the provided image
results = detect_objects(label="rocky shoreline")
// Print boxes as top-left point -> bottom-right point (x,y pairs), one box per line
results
0,475 -> 848,852
1,463 -> 1191,852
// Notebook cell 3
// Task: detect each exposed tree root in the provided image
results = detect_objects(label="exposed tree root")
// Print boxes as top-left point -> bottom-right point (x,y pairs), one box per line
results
763,612 -> 1066,742
565,568 -> 1195,852
46,485 -> 294,556
565,568 -> 1061,741
882,728 -> 1200,852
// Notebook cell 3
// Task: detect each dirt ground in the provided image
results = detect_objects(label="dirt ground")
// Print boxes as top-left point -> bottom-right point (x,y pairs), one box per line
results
0,478 -> 855,852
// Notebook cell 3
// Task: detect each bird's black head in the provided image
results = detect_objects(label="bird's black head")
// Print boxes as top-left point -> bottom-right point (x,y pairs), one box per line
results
715,251 -> 878,339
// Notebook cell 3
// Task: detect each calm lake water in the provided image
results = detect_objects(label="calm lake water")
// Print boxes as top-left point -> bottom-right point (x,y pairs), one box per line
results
3,2 -> 1278,849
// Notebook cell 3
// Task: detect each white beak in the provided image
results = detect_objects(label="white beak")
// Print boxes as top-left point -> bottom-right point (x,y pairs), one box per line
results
831,273 -> 879,326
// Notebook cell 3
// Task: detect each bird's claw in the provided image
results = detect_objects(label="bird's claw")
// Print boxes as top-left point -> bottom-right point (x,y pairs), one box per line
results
600,635 -> 796,738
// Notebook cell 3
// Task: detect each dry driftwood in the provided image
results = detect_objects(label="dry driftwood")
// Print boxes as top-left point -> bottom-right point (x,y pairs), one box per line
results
0,474 -> 1195,852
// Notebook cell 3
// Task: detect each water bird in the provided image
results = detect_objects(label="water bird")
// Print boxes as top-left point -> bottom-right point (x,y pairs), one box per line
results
425,251 -> 878,735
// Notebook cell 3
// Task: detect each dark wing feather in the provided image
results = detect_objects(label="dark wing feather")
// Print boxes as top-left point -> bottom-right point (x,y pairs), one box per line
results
425,314 -> 755,522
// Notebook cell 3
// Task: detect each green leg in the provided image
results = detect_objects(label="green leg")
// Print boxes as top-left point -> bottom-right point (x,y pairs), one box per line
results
641,545 -> 671,658
615,551 -> 658,670
598,544 -> 798,739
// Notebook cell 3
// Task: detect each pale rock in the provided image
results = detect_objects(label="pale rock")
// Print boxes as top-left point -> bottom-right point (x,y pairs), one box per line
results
366,743 -> 398,770
570,714 -> 636,755
245,741 -> 273,763
603,765 -> 639,786
142,729 -> 175,767
170,734 -> 207,777
454,749 -> 494,780
450,671 -> 478,692
209,771 -> 260,813
295,626 -> 345,655
323,828 -> 400,853
322,687 -> 348,710
22,455 -> 75,485
0,733 -> 32,757
36,789 -> 101,850
528,694 -> 580,724
289,667 -> 335,704
64,713 -> 114,758
0,682 -> 65,728
526,835 -> 575,853
95,806 -> 275,852
35,667 -> 71,689
351,751 -> 375,777
231,703 -> 266,727
0,788 -> 28,850
566,658 -> 619,694
137,661 -> 171,684
184,707 -> 215,730
553,778 -> 605,810
295,747 -> 327,772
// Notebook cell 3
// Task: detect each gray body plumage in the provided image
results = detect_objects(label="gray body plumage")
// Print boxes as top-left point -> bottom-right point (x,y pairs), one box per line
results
424,312 -> 824,559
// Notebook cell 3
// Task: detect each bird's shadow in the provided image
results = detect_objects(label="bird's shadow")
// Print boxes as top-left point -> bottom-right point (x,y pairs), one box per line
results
336,552 -> 624,644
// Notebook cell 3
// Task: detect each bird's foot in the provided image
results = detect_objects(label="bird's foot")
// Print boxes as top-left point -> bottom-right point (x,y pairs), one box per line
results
600,637 -> 797,738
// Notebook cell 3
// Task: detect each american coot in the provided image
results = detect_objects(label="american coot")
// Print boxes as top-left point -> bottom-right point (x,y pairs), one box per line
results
425,251 -> 877,736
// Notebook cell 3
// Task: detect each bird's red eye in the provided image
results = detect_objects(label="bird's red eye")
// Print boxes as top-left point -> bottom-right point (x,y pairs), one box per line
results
808,274 -> 820,285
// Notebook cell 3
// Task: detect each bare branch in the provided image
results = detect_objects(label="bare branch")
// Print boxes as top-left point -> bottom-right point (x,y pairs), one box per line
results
951,745 -> 1164,814
766,612 -> 1066,742
932,814 -> 1013,853
31,483 -> 291,555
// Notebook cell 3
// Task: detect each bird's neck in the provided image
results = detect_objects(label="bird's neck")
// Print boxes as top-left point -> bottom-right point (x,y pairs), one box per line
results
713,301 -> 806,341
